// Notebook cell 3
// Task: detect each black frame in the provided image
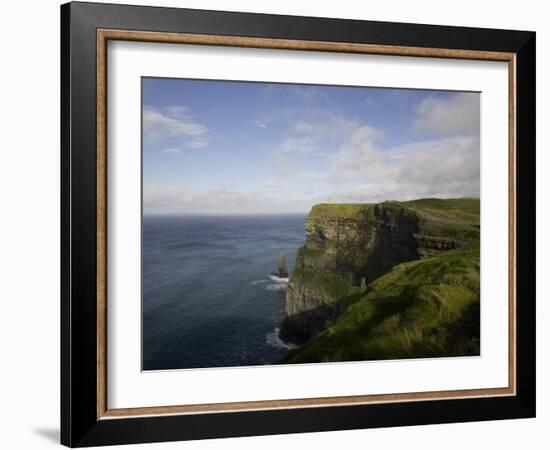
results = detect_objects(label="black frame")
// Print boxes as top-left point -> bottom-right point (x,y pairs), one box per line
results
61,1 -> 536,447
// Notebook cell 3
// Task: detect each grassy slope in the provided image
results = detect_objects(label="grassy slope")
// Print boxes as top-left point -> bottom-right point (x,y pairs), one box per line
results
403,197 -> 480,218
282,246 -> 480,364
402,198 -> 480,242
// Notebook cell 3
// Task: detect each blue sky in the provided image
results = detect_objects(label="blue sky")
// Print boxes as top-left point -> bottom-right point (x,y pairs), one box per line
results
143,78 -> 480,215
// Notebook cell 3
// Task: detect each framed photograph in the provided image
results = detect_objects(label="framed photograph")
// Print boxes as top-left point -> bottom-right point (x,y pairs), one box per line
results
61,2 -> 536,447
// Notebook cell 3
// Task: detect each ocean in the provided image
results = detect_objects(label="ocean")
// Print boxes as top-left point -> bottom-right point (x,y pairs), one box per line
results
142,214 -> 306,370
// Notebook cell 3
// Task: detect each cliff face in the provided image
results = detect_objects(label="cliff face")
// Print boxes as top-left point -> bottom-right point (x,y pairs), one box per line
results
282,246 -> 481,364
300,203 -> 420,284
280,199 -> 479,344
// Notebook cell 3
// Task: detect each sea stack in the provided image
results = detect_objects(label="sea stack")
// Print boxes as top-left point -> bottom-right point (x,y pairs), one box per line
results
276,252 -> 289,278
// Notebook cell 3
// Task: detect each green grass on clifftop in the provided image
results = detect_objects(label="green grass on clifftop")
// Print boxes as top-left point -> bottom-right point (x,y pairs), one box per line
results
403,197 -> 480,219
308,198 -> 480,243
309,198 -> 479,222
308,203 -> 372,221
281,246 -> 480,364
403,198 -> 480,242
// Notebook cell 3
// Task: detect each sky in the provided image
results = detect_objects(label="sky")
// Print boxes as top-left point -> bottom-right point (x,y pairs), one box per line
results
142,78 -> 480,215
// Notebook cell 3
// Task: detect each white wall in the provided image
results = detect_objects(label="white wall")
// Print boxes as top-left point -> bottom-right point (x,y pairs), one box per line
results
0,0 -> 546,448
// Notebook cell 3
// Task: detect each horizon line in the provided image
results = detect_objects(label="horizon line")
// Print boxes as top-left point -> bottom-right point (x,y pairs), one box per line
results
143,197 -> 480,217
143,211 -> 310,217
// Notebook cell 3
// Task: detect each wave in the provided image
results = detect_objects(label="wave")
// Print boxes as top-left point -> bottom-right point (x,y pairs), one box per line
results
251,274 -> 289,291
269,275 -> 289,283
266,283 -> 287,292
266,327 -> 297,350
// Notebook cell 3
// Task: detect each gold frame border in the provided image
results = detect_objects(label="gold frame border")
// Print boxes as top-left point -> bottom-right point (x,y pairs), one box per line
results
96,29 -> 517,420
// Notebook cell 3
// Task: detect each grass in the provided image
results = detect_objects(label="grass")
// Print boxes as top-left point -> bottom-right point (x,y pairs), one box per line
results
309,198 -> 479,222
300,247 -> 326,260
308,203 -> 372,221
403,198 -> 480,243
403,197 -> 480,218
404,198 -> 479,234
308,198 -> 480,244
291,269 -> 353,300
281,246 -> 480,364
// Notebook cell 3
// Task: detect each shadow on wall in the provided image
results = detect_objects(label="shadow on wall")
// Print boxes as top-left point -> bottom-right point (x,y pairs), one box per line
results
34,428 -> 59,444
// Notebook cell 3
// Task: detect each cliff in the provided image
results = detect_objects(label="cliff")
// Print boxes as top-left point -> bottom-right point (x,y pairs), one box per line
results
282,246 -> 480,363
280,198 -> 480,345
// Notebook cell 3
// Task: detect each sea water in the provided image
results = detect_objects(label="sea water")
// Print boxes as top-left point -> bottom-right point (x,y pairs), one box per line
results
142,214 -> 305,370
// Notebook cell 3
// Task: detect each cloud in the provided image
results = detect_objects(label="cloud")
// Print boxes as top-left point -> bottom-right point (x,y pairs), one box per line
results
396,138 -> 479,187
413,92 -> 480,135
272,103 -> 479,205
143,186 -> 309,214
188,137 -> 208,149
264,179 -> 290,189
143,105 -> 208,141
161,148 -> 182,154
145,94 -> 480,214
160,139 -> 208,154
327,122 -> 480,203
278,136 -> 316,154
277,111 -> 359,155
143,184 -> 183,208
299,170 -> 327,180
290,86 -> 320,101
329,125 -> 393,182
291,113 -> 359,139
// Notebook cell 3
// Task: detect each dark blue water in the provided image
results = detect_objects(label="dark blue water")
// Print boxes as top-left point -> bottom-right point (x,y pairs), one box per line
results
142,214 -> 306,370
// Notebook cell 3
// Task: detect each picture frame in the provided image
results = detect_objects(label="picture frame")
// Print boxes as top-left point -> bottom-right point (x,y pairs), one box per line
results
60,1 -> 536,447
